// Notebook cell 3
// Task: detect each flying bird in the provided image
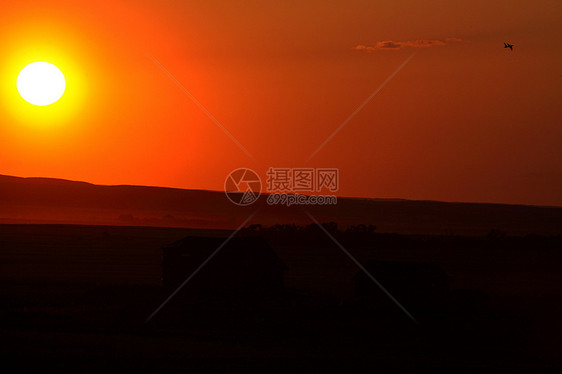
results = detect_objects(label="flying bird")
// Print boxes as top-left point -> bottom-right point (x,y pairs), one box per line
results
504,42 -> 514,51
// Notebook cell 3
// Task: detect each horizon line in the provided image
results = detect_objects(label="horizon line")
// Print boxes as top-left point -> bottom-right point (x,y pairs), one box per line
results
0,173 -> 560,209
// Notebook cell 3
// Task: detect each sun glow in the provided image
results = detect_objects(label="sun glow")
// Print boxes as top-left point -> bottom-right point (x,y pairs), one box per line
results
0,36 -> 89,131
17,62 -> 66,106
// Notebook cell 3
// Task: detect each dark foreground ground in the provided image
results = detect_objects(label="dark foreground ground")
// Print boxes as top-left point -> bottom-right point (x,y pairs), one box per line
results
0,224 -> 561,372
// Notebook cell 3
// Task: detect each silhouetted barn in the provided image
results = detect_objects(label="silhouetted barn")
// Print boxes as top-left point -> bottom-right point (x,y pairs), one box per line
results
354,261 -> 450,311
162,236 -> 286,296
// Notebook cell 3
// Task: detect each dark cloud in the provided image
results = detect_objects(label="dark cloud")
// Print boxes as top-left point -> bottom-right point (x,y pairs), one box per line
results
354,38 -> 463,51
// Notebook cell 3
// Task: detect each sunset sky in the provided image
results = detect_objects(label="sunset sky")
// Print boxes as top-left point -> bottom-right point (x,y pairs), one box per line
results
1,0 -> 561,206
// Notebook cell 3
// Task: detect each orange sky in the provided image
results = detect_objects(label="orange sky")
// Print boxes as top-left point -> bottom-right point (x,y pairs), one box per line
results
1,0 -> 561,206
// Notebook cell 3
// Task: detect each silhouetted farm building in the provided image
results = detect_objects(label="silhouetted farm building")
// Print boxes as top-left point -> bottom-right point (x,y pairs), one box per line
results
354,261 -> 450,311
162,236 -> 286,297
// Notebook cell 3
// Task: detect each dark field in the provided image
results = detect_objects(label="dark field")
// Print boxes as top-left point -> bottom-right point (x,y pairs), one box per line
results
1,224 -> 561,371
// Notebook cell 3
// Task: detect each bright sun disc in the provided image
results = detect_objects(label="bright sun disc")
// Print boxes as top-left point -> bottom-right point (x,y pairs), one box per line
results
17,62 -> 65,106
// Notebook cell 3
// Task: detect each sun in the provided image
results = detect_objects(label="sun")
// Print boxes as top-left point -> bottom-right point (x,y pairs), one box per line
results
17,62 -> 66,106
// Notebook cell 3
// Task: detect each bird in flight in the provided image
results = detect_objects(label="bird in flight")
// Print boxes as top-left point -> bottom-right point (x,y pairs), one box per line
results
504,42 -> 514,51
